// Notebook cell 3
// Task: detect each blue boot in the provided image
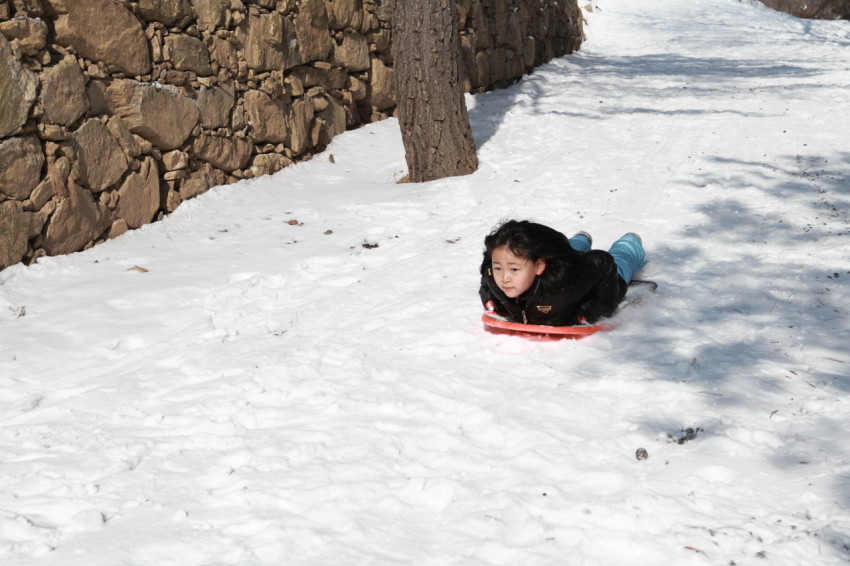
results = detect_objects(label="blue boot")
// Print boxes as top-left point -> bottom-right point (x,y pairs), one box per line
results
569,231 -> 592,252
608,233 -> 647,283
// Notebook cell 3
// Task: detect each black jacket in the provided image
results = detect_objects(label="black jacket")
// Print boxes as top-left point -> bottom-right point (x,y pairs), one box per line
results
479,249 -> 627,326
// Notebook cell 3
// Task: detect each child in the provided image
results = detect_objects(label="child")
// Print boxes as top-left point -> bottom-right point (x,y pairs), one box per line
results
479,219 -> 647,326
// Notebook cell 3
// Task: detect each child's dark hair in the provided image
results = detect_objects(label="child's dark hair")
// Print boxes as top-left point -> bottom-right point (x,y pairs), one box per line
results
482,219 -> 585,294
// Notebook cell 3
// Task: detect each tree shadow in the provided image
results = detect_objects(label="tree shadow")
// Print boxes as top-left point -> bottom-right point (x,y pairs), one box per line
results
623,150 -> 849,379
631,254 -> 847,555
468,52 -> 831,149
463,26 -> 850,559
614,151 -> 850,549
466,47 -> 849,552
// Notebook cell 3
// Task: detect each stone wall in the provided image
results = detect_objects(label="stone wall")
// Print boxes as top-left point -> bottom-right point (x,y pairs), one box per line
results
758,0 -> 850,19
0,0 -> 583,270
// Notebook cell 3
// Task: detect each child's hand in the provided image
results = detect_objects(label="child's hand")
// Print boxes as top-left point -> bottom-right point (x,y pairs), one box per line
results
485,300 -> 496,312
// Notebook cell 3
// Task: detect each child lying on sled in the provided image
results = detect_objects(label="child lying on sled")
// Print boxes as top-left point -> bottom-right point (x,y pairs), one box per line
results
479,219 -> 647,326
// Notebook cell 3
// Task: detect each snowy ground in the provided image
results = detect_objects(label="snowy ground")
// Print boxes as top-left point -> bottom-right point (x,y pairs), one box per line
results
2,0 -> 849,564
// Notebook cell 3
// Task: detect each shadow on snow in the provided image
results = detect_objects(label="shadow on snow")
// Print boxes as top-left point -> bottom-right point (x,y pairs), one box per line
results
470,50 -> 849,547
469,52 -> 836,149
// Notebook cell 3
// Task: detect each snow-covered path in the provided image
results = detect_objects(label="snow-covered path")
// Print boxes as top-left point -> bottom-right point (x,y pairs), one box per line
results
2,1 -> 849,564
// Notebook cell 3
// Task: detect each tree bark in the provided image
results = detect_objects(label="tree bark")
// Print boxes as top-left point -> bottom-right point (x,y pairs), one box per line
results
392,0 -> 479,182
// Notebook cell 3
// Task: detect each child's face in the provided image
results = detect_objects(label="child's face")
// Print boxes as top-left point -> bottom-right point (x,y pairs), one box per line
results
491,246 -> 546,298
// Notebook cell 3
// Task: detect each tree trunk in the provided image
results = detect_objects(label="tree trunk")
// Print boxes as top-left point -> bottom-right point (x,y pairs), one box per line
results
392,0 -> 479,182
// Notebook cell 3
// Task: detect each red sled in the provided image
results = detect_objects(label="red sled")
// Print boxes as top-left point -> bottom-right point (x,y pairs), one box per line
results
481,280 -> 657,340
481,312 -> 607,340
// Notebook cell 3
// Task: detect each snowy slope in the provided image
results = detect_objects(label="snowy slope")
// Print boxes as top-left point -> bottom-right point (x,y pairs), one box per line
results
1,0 -> 849,564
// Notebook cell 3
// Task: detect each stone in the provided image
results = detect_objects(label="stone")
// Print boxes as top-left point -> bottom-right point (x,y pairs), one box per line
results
368,27 -> 391,57
0,201 -> 46,269
191,134 -> 252,171
340,90 -> 356,126
231,103 -> 247,132
52,154 -> 71,178
116,156 -> 160,229
310,116 -> 326,148
191,0 -> 230,31
71,118 -> 129,192
459,34 -> 475,91
243,89 -> 288,144
489,48 -> 509,85
53,0 -> 151,76
237,11 -> 301,72
493,0 -> 522,52
41,182 -> 113,256
310,91 -> 328,112
324,0 -> 363,30
138,0 -> 194,27
86,80 -> 110,115
162,69 -> 188,85
505,49 -> 524,83
162,149 -> 189,170
37,122 -> 69,141
209,34 -> 239,74
134,135 -> 153,155
365,56 -> 393,111
0,34 -> 38,138
347,74 -> 366,100
249,152 -> 292,177
289,63 -> 346,90
196,81 -> 235,128
164,34 -> 213,76
0,16 -> 48,56
107,115 -> 143,159
12,0 -> 43,17
177,179 -> 204,199
0,135 -> 43,200
295,0 -> 332,62
456,0 -> 472,27
178,178 -> 205,200
371,0 -> 392,22
516,3 -> 531,36
180,161 -> 226,200
474,50 -> 491,91
288,96 -> 313,155
257,75 -> 285,99
150,32 -> 163,64
286,74 -> 305,96
99,188 -> 118,209
165,189 -> 182,211
87,62 -> 108,80
28,175 -> 55,211
163,169 -> 186,181
106,79 -> 200,150
332,31 -> 369,71
38,54 -> 88,127
469,1 -> 490,49
319,93 -> 346,139
108,218 -> 129,239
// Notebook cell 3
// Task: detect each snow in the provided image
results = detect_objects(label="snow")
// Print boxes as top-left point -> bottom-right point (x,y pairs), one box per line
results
2,0 -> 849,564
